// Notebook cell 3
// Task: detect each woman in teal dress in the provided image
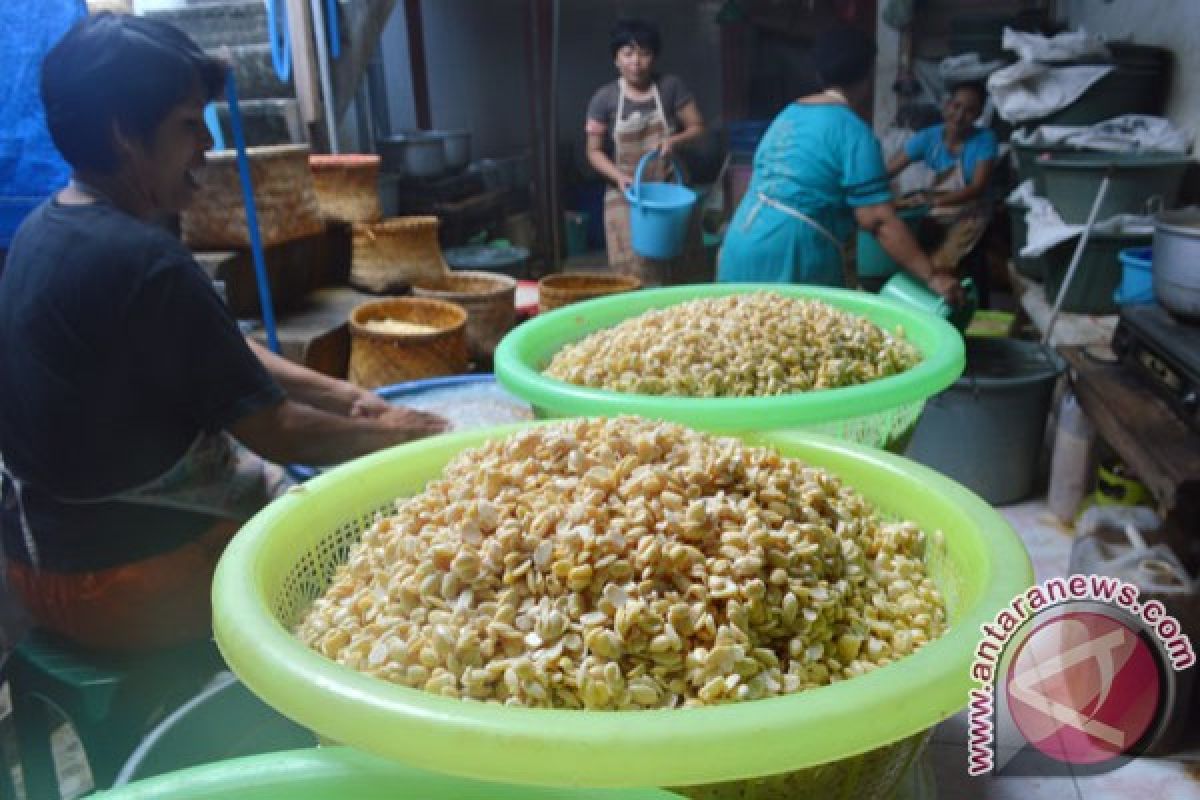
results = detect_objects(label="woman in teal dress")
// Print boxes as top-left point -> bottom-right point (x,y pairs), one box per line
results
718,26 -> 960,304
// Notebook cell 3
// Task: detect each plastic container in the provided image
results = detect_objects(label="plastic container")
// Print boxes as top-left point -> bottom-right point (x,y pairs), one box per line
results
878,273 -> 978,331
1035,64 -> 1170,127
494,284 -> 964,451
93,747 -> 678,800
1038,153 -> 1189,225
1010,142 -> 1077,196
857,205 -> 928,280
211,424 -> 1032,791
1043,231 -> 1153,315
564,211 -> 589,256
115,674 -> 314,785
440,129 -> 471,171
905,337 -> 1065,505
1114,246 -> 1154,306
624,152 -> 697,260
443,243 -> 530,280
1047,391 -> 1096,523
286,375 -> 534,482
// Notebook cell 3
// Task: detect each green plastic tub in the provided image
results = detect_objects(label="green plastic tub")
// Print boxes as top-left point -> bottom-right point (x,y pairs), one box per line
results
493,284 -> 965,452
211,423 -> 1032,796
93,748 -> 678,799
857,205 -> 928,281
1035,66 -> 1170,127
1010,142 -> 1078,193
1039,153 -> 1190,224
1043,231 -> 1153,314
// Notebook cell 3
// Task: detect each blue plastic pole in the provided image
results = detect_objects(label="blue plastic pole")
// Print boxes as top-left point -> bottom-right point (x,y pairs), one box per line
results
225,70 -> 281,354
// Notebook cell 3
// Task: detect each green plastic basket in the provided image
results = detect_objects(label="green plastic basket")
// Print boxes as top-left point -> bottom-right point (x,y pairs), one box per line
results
92,747 -> 678,800
493,284 -> 965,452
211,423 -> 1032,796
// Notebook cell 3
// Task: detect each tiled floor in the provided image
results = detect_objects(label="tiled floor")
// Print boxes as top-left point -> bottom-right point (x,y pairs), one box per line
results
921,499 -> 1200,798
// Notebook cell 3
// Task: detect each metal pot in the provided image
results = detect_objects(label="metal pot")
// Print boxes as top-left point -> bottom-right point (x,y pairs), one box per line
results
376,134 -> 407,177
401,134 -> 446,178
441,130 -> 471,171
1153,208 -> 1200,318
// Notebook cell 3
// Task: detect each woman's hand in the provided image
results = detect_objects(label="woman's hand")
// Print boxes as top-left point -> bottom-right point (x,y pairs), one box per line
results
377,406 -> 450,440
929,272 -> 965,306
616,171 -> 634,192
657,137 -> 675,159
346,385 -> 393,419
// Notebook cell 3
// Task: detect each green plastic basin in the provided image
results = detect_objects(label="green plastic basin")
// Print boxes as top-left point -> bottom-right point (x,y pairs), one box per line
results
493,284 -> 965,452
92,747 -> 677,799
211,423 -> 1032,793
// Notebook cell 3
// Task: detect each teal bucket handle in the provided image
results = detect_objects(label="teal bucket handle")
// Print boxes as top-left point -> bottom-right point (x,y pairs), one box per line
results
626,151 -> 683,206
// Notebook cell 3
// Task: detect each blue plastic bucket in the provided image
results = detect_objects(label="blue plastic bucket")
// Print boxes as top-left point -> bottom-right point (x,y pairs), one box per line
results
624,152 -> 697,260
1114,246 -> 1154,305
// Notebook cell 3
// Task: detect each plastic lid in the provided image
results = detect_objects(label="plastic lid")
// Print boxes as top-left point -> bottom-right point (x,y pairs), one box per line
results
444,244 -> 531,269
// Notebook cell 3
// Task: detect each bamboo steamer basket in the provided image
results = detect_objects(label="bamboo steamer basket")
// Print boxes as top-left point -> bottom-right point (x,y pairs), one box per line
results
538,272 -> 642,312
412,270 -> 517,361
351,216 -> 449,294
182,144 -> 324,250
309,154 -> 383,224
348,297 -> 468,388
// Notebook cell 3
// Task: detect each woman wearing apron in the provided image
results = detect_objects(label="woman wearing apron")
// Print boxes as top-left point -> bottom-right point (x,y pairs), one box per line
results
0,14 -> 446,651
585,18 -> 706,286
887,82 -> 997,275
718,26 -> 961,305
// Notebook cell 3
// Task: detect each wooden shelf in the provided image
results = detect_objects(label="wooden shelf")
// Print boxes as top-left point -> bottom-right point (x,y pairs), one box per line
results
1060,346 -> 1200,517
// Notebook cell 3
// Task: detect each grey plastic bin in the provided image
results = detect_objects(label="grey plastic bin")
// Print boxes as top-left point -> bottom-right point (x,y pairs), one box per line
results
905,338 -> 1065,505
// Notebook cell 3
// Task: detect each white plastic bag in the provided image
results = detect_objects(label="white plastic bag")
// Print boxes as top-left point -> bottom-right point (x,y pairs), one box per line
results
988,60 -> 1114,123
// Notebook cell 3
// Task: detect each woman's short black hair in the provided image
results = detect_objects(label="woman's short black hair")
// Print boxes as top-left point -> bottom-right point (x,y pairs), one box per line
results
949,81 -> 988,109
40,12 -> 226,173
811,25 -> 877,90
610,18 -> 661,58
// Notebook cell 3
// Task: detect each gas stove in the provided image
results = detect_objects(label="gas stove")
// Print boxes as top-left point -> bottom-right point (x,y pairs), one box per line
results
1113,303 -> 1200,431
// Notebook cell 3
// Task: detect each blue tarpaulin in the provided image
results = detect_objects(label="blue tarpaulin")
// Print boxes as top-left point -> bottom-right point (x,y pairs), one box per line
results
0,0 -> 85,247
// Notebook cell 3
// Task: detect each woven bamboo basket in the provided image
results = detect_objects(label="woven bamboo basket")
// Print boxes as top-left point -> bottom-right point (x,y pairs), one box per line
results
309,154 -> 382,224
351,216 -> 450,294
348,297 -> 468,388
412,270 -> 517,361
182,144 -> 324,250
538,272 -> 642,312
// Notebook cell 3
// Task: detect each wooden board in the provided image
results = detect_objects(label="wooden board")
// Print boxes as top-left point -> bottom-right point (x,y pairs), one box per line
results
1061,346 -> 1200,515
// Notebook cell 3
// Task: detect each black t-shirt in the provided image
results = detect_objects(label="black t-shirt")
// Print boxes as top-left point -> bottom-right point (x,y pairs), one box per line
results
0,199 -> 284,570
